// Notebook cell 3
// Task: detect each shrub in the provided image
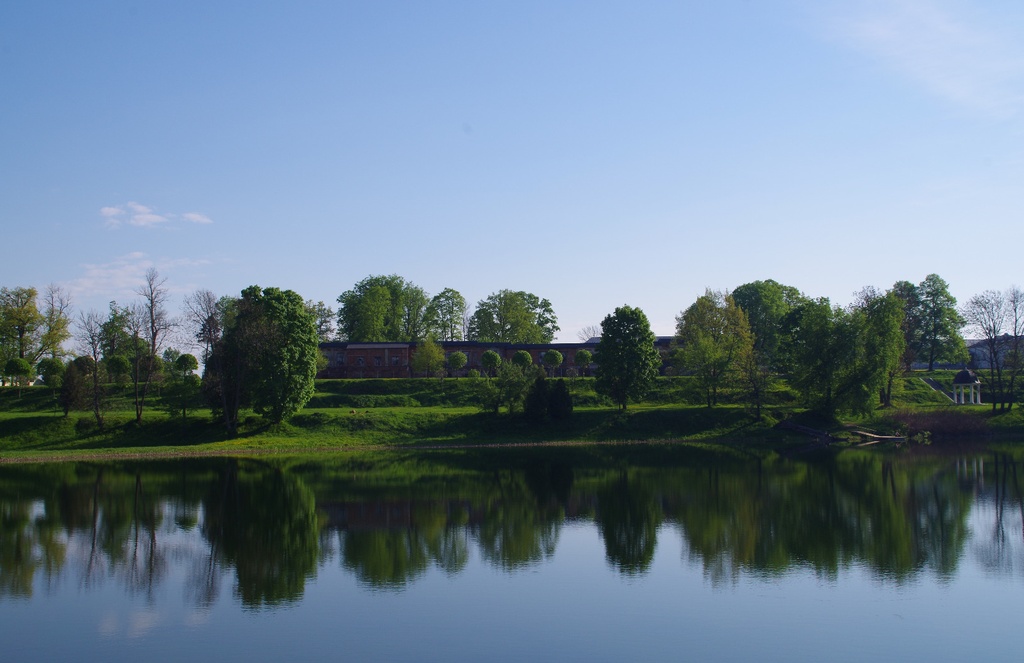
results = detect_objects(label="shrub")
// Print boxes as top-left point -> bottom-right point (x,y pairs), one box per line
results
548,379 -> 573,420
883,408 -> 988,438
524,376 -> 550,422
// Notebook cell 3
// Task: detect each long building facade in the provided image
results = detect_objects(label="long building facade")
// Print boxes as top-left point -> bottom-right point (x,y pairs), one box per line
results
317,338 -> 674,379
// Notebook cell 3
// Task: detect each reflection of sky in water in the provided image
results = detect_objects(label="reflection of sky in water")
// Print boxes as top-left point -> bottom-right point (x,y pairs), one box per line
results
6,517 -> 1023,662
968,500 -> 1024,577
3,460 -> 1024,662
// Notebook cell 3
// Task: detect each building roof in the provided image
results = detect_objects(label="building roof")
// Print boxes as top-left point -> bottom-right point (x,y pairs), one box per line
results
953,369 -> 979,384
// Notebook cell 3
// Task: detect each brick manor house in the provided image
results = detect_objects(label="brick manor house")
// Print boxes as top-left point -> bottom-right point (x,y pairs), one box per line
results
317,338 -> 675,379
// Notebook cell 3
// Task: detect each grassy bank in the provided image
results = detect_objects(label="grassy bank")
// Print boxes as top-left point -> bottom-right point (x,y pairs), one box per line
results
2,374 -> 1022,461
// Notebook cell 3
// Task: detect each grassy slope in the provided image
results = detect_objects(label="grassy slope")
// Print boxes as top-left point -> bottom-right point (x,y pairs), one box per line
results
1,373 -> 1021,460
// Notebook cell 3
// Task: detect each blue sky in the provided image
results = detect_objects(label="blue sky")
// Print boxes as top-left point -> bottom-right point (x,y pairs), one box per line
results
2,0 -> 1022,342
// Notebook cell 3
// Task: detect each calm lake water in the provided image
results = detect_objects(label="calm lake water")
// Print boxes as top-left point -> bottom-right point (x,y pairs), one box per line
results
2,444 -> 1022,662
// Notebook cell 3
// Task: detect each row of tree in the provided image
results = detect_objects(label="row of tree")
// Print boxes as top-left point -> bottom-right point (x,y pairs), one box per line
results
667,275 -> 1023,416
4,271 -> 1022,425
327,274 -> 559,344
1,272 -> 321,434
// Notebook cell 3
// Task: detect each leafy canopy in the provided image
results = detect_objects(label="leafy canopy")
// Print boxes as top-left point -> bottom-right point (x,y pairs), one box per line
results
468,290 -> 558,343
336,274 -> 430,342
595,305 -> 660,410
675,290 -> 753,408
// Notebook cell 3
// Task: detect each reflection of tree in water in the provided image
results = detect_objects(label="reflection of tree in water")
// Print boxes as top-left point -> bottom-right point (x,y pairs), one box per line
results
595,472 -> 662,575
51,467 -> 167,595
970,454 -> 1024,576
414,501 -> 469,576
670,452 -> 974,584
202,461 -> 319,608
0,449 -> 1001,599
431,524 -> 470,575
342,528 -> 430,588
472,471 -> 562,571
338,501 -> 470,589
0,501 -> 66,597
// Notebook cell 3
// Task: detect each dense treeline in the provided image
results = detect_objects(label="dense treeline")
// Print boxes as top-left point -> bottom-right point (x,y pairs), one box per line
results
669,275 -> 1022,417
3,271 -> 1022,429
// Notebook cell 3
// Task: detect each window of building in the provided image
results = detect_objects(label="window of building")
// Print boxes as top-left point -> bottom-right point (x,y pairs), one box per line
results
392,356 -> 400,366
357,357 -> 365,367
374,357 -> 382,367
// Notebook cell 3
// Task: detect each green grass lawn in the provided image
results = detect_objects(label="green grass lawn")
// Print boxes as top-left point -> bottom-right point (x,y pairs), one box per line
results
2,373 -> 1021,461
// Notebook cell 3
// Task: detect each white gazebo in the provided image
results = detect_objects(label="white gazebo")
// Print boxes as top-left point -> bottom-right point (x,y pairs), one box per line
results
952,369 -> 981,405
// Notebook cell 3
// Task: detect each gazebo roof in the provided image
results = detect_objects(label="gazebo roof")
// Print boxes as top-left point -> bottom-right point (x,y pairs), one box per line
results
953,369 -> 979,384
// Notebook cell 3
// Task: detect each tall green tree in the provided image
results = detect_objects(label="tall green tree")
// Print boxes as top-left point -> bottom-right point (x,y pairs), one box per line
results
1,287 -> 44,364
1,285 -> 71,365
304,300 -> 337,343
204,286 -> 320,432
785,298 -> 859,417
737,342 -> 774,420
595,305 -> 660,410
336,275 -> 430,342
468,290 -> 559,343
492,362 -> 537,413
731,279 -> 804,366
99,301 -> 134,365
425,288 -> 467,341
853,290 -> 906,409
917,274 -> 966,370
675,290 -> 753,408
411,337 -> 445,378
785,295 -> 903,416
891,280 -> 924,371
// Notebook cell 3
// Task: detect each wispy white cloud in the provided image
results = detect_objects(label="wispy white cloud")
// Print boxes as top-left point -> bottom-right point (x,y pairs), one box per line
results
70,252 -> 155,299
100,201 -> 214,228
68,253 -> 208,298
182,212 -> 213,224
825,0 -> 1024,117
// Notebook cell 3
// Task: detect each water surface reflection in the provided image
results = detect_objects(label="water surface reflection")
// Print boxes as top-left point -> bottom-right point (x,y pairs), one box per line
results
3,446 -> 1022,606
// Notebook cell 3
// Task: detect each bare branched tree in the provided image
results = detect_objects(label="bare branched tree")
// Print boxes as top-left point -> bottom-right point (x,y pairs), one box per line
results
963,289 -> 1007,412
75,310 -> 105,429
129,269 -> 175,423
184,289 -> 223,363
1004,286 -> 1024,412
